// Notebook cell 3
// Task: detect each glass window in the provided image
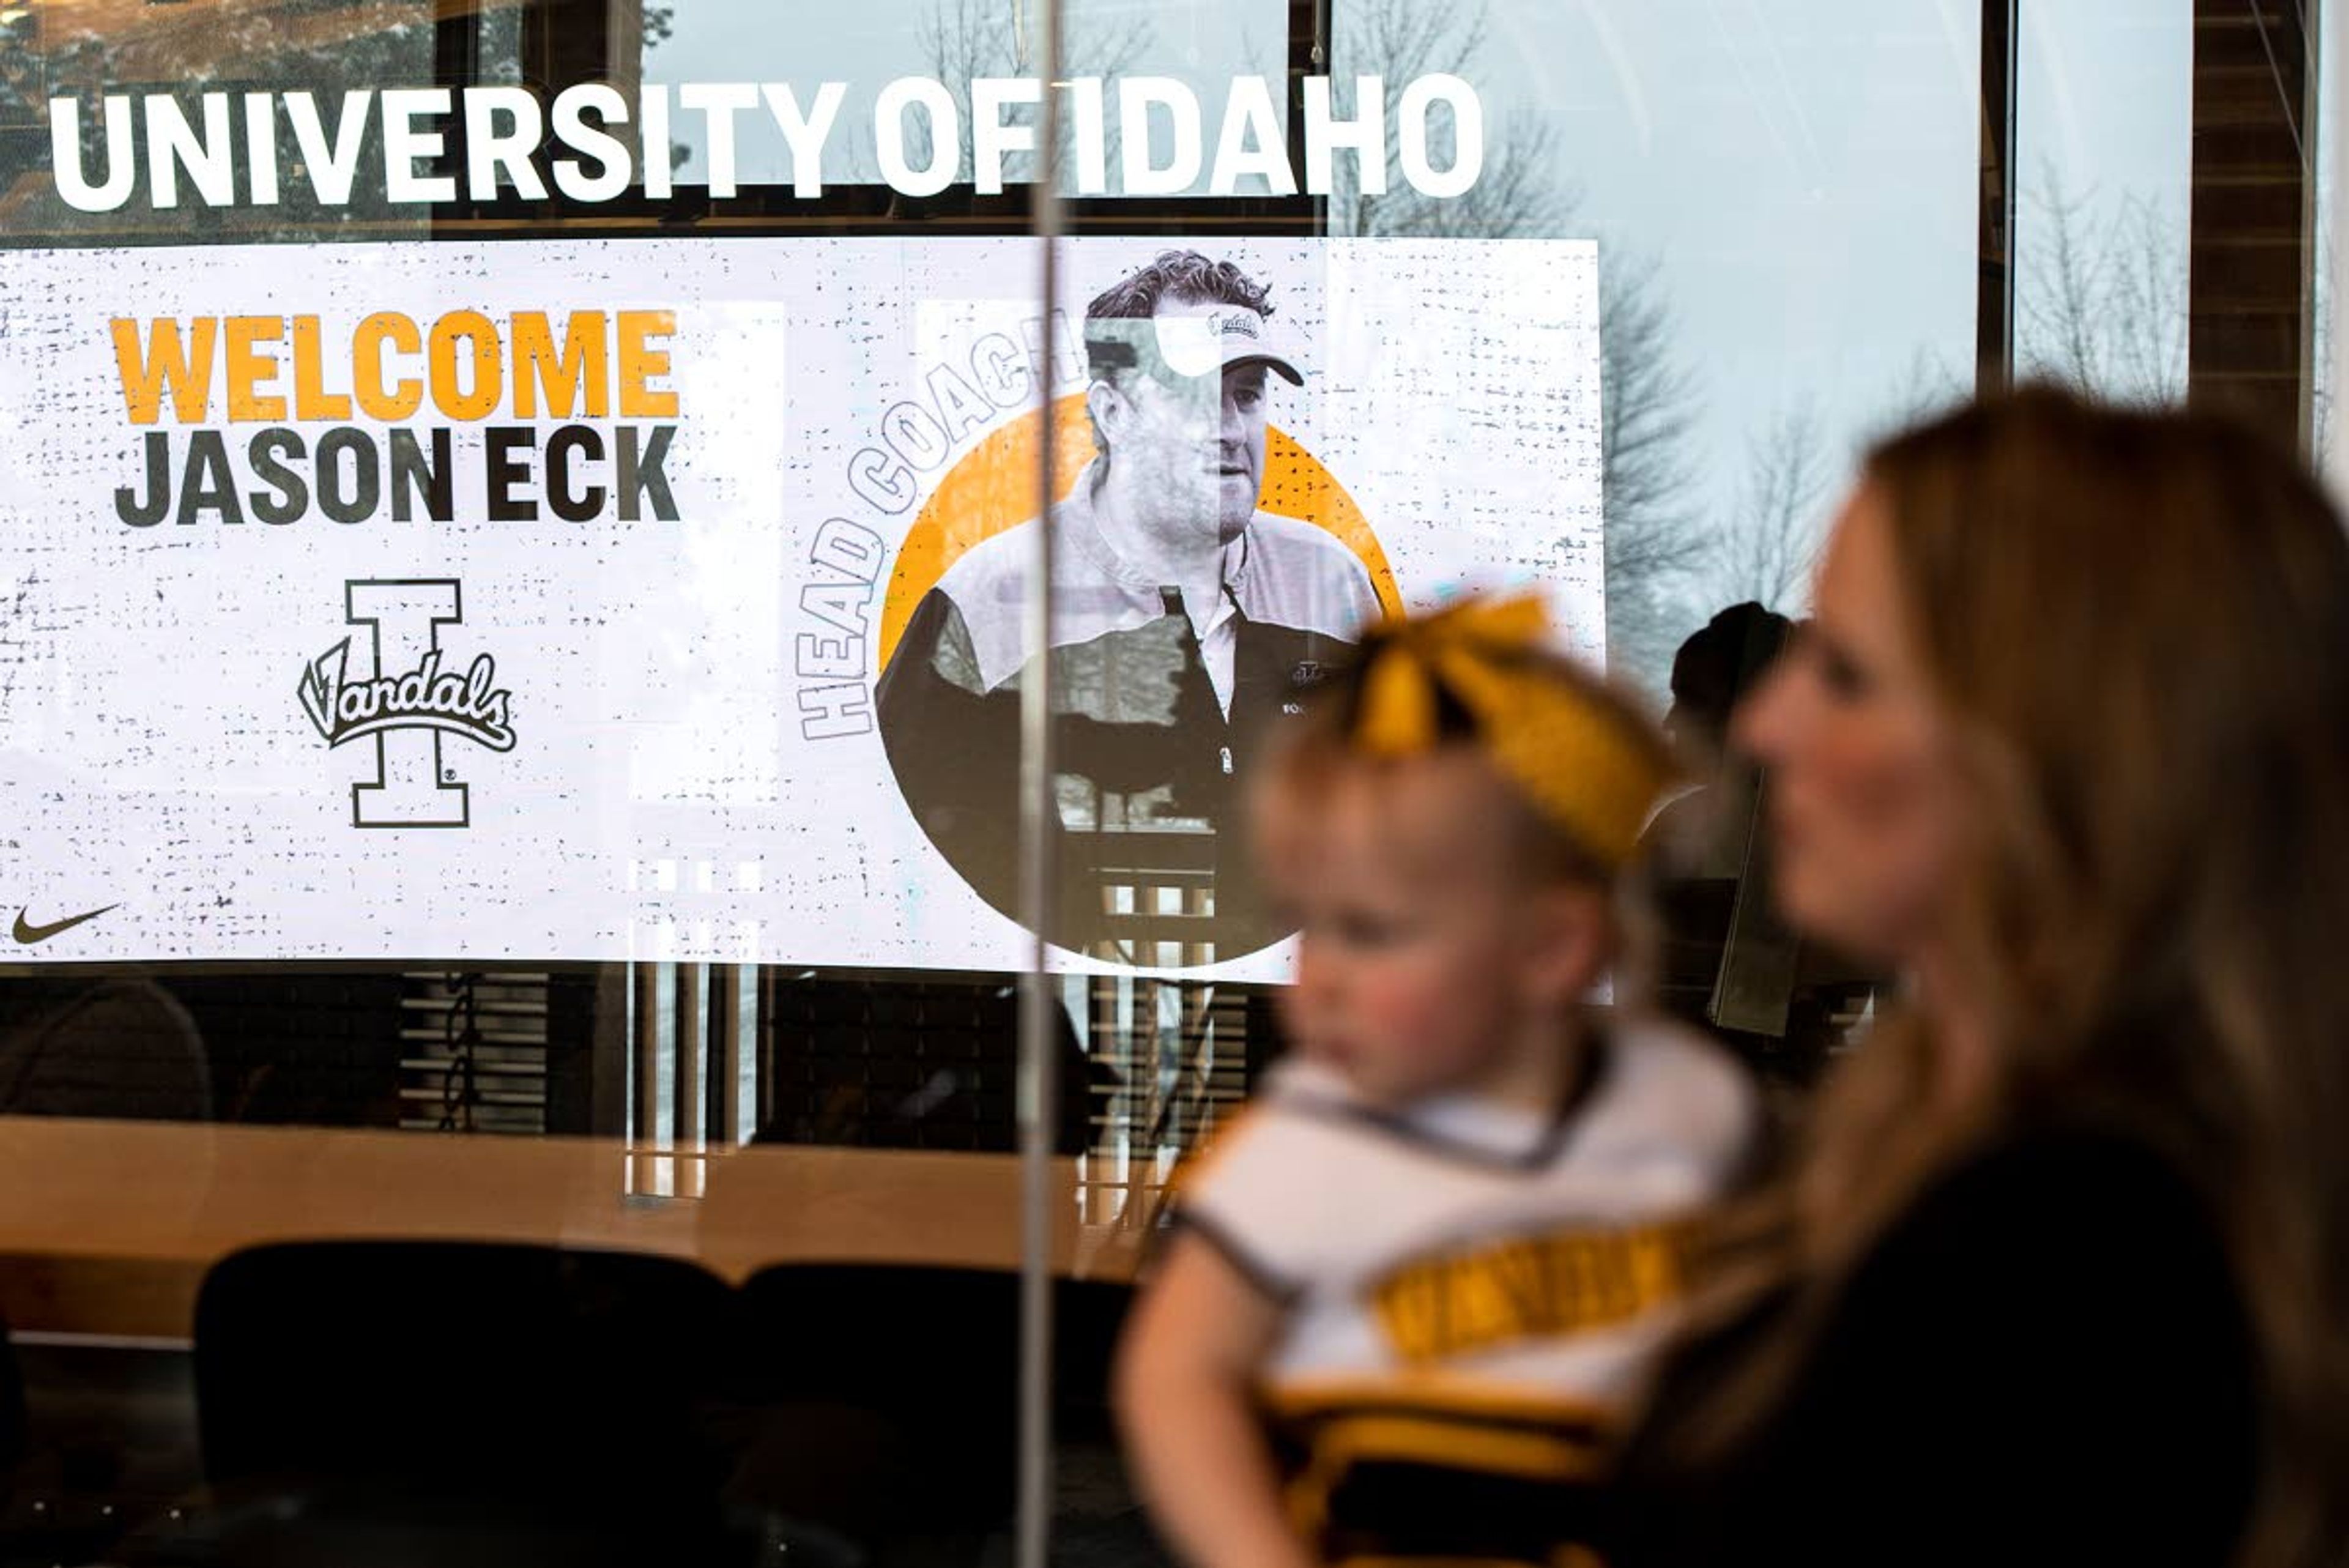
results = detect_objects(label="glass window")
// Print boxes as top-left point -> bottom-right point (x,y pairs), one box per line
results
2014,0 -> 2194,404
649,0 -> 1290,196
1354,2 -> 1986,682
0,2 -> 2332,1564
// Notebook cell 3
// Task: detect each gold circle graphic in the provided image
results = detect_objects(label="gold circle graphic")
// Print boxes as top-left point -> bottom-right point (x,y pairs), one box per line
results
877,394 -> 1403,674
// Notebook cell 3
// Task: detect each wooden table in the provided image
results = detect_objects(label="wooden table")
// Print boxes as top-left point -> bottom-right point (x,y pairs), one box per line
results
0,1118 -> 1150,1339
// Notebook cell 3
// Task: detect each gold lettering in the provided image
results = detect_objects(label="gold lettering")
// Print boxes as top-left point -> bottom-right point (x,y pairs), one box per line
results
291,316 -> 352,420
111,317 -> 217,425
1371,1221 -> 1699,1364
617,309 -> 678,417
354,313 -> 423,420
514,310 -> 610,418
223,316 -> 286,422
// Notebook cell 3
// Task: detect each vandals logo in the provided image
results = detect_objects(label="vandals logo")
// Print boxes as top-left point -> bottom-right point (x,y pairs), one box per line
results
298,579 -> 517,828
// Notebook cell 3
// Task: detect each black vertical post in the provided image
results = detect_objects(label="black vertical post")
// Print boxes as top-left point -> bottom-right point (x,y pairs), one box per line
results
1978,0 -> 2020,392
1293,0 -> 1328,235
2189,0 -> 2318,448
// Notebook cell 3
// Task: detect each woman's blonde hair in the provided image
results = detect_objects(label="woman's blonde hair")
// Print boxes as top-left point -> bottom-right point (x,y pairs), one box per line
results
1701,388 -> 2349,1567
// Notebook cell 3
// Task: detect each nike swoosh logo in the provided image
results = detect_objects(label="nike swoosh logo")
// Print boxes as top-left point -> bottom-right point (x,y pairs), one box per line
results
12,904 -> 119,945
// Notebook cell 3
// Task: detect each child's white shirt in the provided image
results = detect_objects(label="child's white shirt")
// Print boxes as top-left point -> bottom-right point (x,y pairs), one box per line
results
1173,1014 -> 1759,1541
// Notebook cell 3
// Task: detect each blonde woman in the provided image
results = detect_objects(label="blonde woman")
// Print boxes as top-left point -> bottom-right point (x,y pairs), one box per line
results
1606,390 -> 2349,1568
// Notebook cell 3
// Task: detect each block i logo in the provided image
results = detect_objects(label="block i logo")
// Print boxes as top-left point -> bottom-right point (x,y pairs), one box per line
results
297,579 -> 518,828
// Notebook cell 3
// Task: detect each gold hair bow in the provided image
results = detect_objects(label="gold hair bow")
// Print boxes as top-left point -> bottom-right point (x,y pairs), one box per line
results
1353,594 -> 1673,869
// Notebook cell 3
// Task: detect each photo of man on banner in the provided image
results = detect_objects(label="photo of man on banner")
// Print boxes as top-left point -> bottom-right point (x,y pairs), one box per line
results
878,249 -> 1381,965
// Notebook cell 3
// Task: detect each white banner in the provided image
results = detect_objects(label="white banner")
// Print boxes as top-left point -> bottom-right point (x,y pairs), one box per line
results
0,236 -> 1601,975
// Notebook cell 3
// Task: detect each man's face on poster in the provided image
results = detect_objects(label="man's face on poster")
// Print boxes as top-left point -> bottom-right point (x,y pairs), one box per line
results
1215,362 -> 1272,537
1100,301 -> 1274,546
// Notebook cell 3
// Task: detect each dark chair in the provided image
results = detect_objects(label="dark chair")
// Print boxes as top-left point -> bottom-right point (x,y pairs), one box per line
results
0,978 -> 211,1121
186,1239 -> 768,1567
730,1263 -> 1132,1559
0,1314 -> 24,1505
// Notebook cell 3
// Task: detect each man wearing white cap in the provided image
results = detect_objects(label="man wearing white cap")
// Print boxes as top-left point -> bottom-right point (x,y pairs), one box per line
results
878,249 -> 1380,963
